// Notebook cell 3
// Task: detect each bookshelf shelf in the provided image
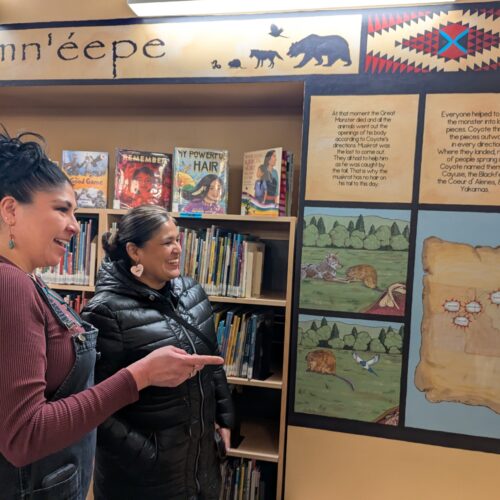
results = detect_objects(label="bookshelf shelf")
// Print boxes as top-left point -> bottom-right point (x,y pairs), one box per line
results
46,284 -> 96,292
209,292 -> 285,307
227,369 -> 282,390
227,418 -> 279,463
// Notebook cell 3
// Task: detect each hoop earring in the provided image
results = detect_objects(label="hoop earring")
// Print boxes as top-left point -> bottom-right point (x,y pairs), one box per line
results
8,226 -> 15,250
130,263 -> 144,278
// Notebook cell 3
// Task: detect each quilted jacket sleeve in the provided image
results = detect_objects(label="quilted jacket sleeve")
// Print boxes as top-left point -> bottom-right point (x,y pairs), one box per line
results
81,300 -> 157,468
213,365 -> 235,429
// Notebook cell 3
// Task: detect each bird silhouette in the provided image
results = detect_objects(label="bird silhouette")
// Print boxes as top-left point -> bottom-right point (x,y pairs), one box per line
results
269,24 -> 288,38
352,352 -> 380,376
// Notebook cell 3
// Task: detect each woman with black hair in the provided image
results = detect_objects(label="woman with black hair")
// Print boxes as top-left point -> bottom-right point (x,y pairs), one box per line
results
182,173 -> 225,214
260,149 -> 279,205
0,129 -> 224,500
81,204 -> 234,499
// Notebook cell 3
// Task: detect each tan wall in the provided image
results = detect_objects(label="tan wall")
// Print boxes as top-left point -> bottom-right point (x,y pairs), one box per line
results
286,427 -> 500,500
2,103 -> 302,214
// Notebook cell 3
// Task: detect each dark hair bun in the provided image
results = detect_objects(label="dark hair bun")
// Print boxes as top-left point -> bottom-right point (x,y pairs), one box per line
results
0,128 -> 69,203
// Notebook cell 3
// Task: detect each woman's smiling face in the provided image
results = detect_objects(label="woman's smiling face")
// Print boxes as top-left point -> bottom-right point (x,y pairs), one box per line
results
2,182 -> 79,272
133,219 -> 181,289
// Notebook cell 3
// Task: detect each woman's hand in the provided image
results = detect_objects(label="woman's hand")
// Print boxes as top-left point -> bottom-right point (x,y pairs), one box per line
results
215,423 -> 231,451
127,345 -> 224,390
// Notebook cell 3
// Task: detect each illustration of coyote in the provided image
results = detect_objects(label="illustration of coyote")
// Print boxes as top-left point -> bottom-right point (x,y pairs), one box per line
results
249,49 -> 283,68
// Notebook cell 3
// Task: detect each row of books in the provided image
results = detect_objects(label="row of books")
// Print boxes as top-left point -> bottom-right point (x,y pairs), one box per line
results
38,218 -> 97,286
59,292 -> 90,314
220,459 -> 265,500
215,307 -> 272,380
61,147 -> 294,217
178,226 -> 265,298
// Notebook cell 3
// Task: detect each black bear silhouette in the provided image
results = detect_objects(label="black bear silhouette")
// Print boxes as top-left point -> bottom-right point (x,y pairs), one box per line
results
287,34 -> 352,68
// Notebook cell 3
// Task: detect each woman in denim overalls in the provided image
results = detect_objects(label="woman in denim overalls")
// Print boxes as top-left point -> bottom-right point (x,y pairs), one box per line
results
0,130 -> 224,499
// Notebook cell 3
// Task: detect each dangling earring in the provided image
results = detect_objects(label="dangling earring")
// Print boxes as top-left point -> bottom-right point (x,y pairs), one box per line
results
8,225 -> 15,250
130,262 -> 144,278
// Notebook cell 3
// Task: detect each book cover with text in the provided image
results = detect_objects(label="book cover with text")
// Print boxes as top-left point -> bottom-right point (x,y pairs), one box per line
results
172,147 -> 229,214
241,148 -> 283,216
114,149 -> 172,209
62,150 -> 108,208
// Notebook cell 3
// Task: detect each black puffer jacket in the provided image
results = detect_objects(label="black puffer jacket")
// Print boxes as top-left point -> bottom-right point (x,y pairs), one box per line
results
81,260 -> 234,500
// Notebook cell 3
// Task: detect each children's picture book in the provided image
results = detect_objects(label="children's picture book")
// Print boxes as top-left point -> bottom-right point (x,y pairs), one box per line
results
61,150 -> 108,208
113,149 -> 172,209
240,147 -> 284,217
172,147 -> 229,214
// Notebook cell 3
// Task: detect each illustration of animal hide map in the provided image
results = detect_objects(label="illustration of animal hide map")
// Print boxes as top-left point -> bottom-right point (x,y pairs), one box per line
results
415,237 -> 500,413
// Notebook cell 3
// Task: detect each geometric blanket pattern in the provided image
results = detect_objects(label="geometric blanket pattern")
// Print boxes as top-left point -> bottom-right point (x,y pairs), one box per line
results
366,8 -> 500,73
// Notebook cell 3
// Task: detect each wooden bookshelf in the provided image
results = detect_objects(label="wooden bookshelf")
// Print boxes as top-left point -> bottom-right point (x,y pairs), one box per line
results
227,418 -> 279,463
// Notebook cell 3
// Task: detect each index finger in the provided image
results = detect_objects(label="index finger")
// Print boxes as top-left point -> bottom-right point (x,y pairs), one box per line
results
189,354 -> 224,366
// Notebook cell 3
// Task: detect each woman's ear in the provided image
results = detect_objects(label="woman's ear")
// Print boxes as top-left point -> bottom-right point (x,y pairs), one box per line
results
125,241 -> 140,263
0,196 -> 17,226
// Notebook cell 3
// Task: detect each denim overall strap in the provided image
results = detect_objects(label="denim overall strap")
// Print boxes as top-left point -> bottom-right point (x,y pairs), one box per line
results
0,281 -> 98,500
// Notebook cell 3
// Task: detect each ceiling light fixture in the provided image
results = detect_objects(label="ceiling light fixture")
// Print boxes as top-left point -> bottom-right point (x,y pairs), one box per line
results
128,0 -> 455,18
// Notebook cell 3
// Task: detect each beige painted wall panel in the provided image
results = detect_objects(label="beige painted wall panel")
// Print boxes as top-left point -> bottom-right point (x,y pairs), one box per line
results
286,426 -> 500,500
0,16 -> 360,80
306,94 -> 418,202
420,93 -> 500,206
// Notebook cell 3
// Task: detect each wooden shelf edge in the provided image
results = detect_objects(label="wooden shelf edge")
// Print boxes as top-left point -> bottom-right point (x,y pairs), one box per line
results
208,294 -> 285,307
46,283 -> 95,292
85,208 -> 296,224
227,371 -> 282,390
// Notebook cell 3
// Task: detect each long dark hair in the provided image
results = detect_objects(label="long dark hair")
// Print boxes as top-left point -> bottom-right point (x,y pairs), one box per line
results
181,174 -> 224,201
0,127 -> 70,203
102,205 -> 174,263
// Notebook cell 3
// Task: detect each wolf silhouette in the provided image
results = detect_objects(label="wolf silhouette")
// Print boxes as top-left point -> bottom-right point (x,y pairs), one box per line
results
250,49 -> 283,68
287,34 -> 352,68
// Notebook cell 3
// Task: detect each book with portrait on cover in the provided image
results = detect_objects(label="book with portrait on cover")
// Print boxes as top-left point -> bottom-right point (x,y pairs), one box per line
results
241,147 -> 293,216
172,147 -> 229,214
113,149 -> 172,209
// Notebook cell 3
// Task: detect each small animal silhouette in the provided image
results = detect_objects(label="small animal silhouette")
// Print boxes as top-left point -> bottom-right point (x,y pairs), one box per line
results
228,59 -> 245,69
269,23 -> 288,38
249,49 -> 283,68
287,34 -> 352,68
353,352 -> 380,376
211,59 -> 221,69
344,264 -> 378,289
301,253 -> 341,281
306,349 -> 355,390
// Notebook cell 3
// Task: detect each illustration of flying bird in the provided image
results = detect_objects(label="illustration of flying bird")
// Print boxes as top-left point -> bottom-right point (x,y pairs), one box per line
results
269,24 -> 288,38
352,352 -> 380,375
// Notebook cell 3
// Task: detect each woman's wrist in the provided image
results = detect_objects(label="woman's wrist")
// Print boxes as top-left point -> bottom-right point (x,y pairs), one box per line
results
126,359 -> 150,391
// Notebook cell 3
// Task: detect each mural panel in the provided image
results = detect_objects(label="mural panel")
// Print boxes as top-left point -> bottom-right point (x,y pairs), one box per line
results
300,207 -> 410,316
406,211 -> 500,439
365,7 -> 500,73
296,314 -> 404,424
305,95 -> 418,203
420,93 -> 500,205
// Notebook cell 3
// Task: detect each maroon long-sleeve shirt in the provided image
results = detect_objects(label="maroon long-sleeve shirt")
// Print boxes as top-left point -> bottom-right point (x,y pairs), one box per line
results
0,256 -> 139,467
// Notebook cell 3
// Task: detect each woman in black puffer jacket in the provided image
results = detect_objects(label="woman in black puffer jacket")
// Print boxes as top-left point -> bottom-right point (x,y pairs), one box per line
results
82,205 -> 234,500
